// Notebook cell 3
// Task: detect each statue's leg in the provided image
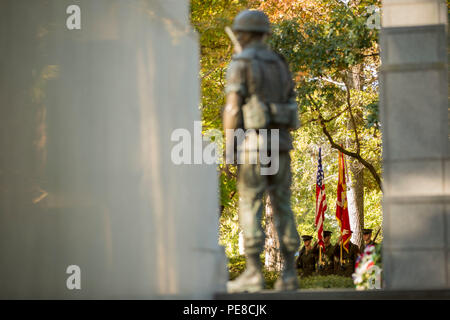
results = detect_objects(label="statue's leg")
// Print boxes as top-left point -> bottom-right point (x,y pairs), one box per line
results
227,155 -> 266,293
269,152 -> 300,291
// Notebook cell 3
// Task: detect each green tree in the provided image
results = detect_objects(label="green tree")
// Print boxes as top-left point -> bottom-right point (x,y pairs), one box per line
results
191,0 -> 250,256
190,0 -> 384,258
260,0 -> 382,247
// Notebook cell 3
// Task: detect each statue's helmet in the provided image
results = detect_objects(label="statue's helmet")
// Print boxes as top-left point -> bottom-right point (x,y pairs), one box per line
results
232,10 -> 271,33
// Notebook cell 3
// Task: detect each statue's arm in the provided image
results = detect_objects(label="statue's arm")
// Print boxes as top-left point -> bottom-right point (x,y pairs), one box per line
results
223,92 -> 243,131
223,59 -> 247,148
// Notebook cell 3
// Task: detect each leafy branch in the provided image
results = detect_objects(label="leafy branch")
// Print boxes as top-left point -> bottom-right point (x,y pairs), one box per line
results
307,94 -> 382,190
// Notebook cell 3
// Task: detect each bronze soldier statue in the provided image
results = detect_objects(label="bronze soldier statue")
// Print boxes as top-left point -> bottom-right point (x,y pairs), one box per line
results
223,10 -> 300,293
334,233 -> 360,277
313,230 -> 335,276
296,235 -> 317,278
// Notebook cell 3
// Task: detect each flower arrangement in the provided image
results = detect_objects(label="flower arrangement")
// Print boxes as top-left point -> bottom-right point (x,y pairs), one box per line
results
352,244 -> 382,290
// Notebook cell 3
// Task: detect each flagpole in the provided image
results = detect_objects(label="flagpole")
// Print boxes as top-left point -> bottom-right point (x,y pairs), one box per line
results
319,246 -> 322,265
340,234 -> 343,265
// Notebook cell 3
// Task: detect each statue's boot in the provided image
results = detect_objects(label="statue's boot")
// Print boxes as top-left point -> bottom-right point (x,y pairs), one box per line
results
274,251 -> 299,291
227,254 -> 264,293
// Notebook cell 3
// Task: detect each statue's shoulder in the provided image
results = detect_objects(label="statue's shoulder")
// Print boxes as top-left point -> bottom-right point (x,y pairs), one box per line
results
233,46 -> 279,62
232,47 -> 258,61
256,48 -> 280,62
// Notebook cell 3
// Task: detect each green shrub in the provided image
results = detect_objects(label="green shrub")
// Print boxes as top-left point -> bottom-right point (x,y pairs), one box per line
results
299,275 -> 355,289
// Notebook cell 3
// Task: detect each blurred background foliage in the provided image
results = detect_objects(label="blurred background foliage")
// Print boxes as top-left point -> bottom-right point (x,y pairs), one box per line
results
190,0 -> 382,259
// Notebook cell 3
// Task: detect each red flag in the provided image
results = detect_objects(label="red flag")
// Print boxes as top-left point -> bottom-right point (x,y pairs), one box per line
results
315,148 -> 327,249
336,150 -> 351,253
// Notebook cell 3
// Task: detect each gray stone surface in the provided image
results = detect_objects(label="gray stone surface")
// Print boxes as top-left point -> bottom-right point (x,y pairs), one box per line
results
447,205 -> 450,246
383,70 -> 446,160
383,27 -> 445,65
386,249 -> 447,289
388,203 -> 445,249
387,160 -> 444,196
445,160 -> 450,194
0,0 -> 225,299
215,289 -> 450,300
382,0 -> 448,28
448,250 -> 450,287
380,2 -> 448,290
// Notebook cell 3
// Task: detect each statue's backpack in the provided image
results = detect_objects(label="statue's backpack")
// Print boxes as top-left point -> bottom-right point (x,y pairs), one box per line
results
234,46 -> 300,131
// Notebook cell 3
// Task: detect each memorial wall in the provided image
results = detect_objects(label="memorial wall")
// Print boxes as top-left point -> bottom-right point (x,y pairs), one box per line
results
0,0 -> 226,298
380,0 -> 449,289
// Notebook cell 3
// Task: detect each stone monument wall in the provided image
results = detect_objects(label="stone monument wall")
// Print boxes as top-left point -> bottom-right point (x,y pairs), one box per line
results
380,0 -> 449,289
0,0 -> 226,298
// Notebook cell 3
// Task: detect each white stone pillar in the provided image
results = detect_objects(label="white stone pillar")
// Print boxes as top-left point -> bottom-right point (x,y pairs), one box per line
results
0,0 -> 226,298
380,0 -> 449,289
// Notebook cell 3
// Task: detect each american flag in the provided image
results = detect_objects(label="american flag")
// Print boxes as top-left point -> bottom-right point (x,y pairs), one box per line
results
315,148 -> 327,249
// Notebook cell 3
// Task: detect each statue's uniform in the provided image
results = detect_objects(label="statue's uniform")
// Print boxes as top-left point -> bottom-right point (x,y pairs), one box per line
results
225,9 -> 301,293
225,41 -> 300,257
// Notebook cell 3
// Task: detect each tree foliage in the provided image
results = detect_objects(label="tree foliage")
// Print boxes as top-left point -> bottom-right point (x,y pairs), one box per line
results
190,0 -> 383,257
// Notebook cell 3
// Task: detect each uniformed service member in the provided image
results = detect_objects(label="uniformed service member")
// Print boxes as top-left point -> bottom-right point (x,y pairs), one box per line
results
360,228 -> 376,253
334,233 -> 360,277
223,10 -> 301,293
313,230 -> 335,276
296,235 -> 317,278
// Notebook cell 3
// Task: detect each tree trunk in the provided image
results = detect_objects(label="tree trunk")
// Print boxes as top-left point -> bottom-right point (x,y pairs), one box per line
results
348,161 -> 365,248
346,65 -> 365,248
264,195 -> 282,271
